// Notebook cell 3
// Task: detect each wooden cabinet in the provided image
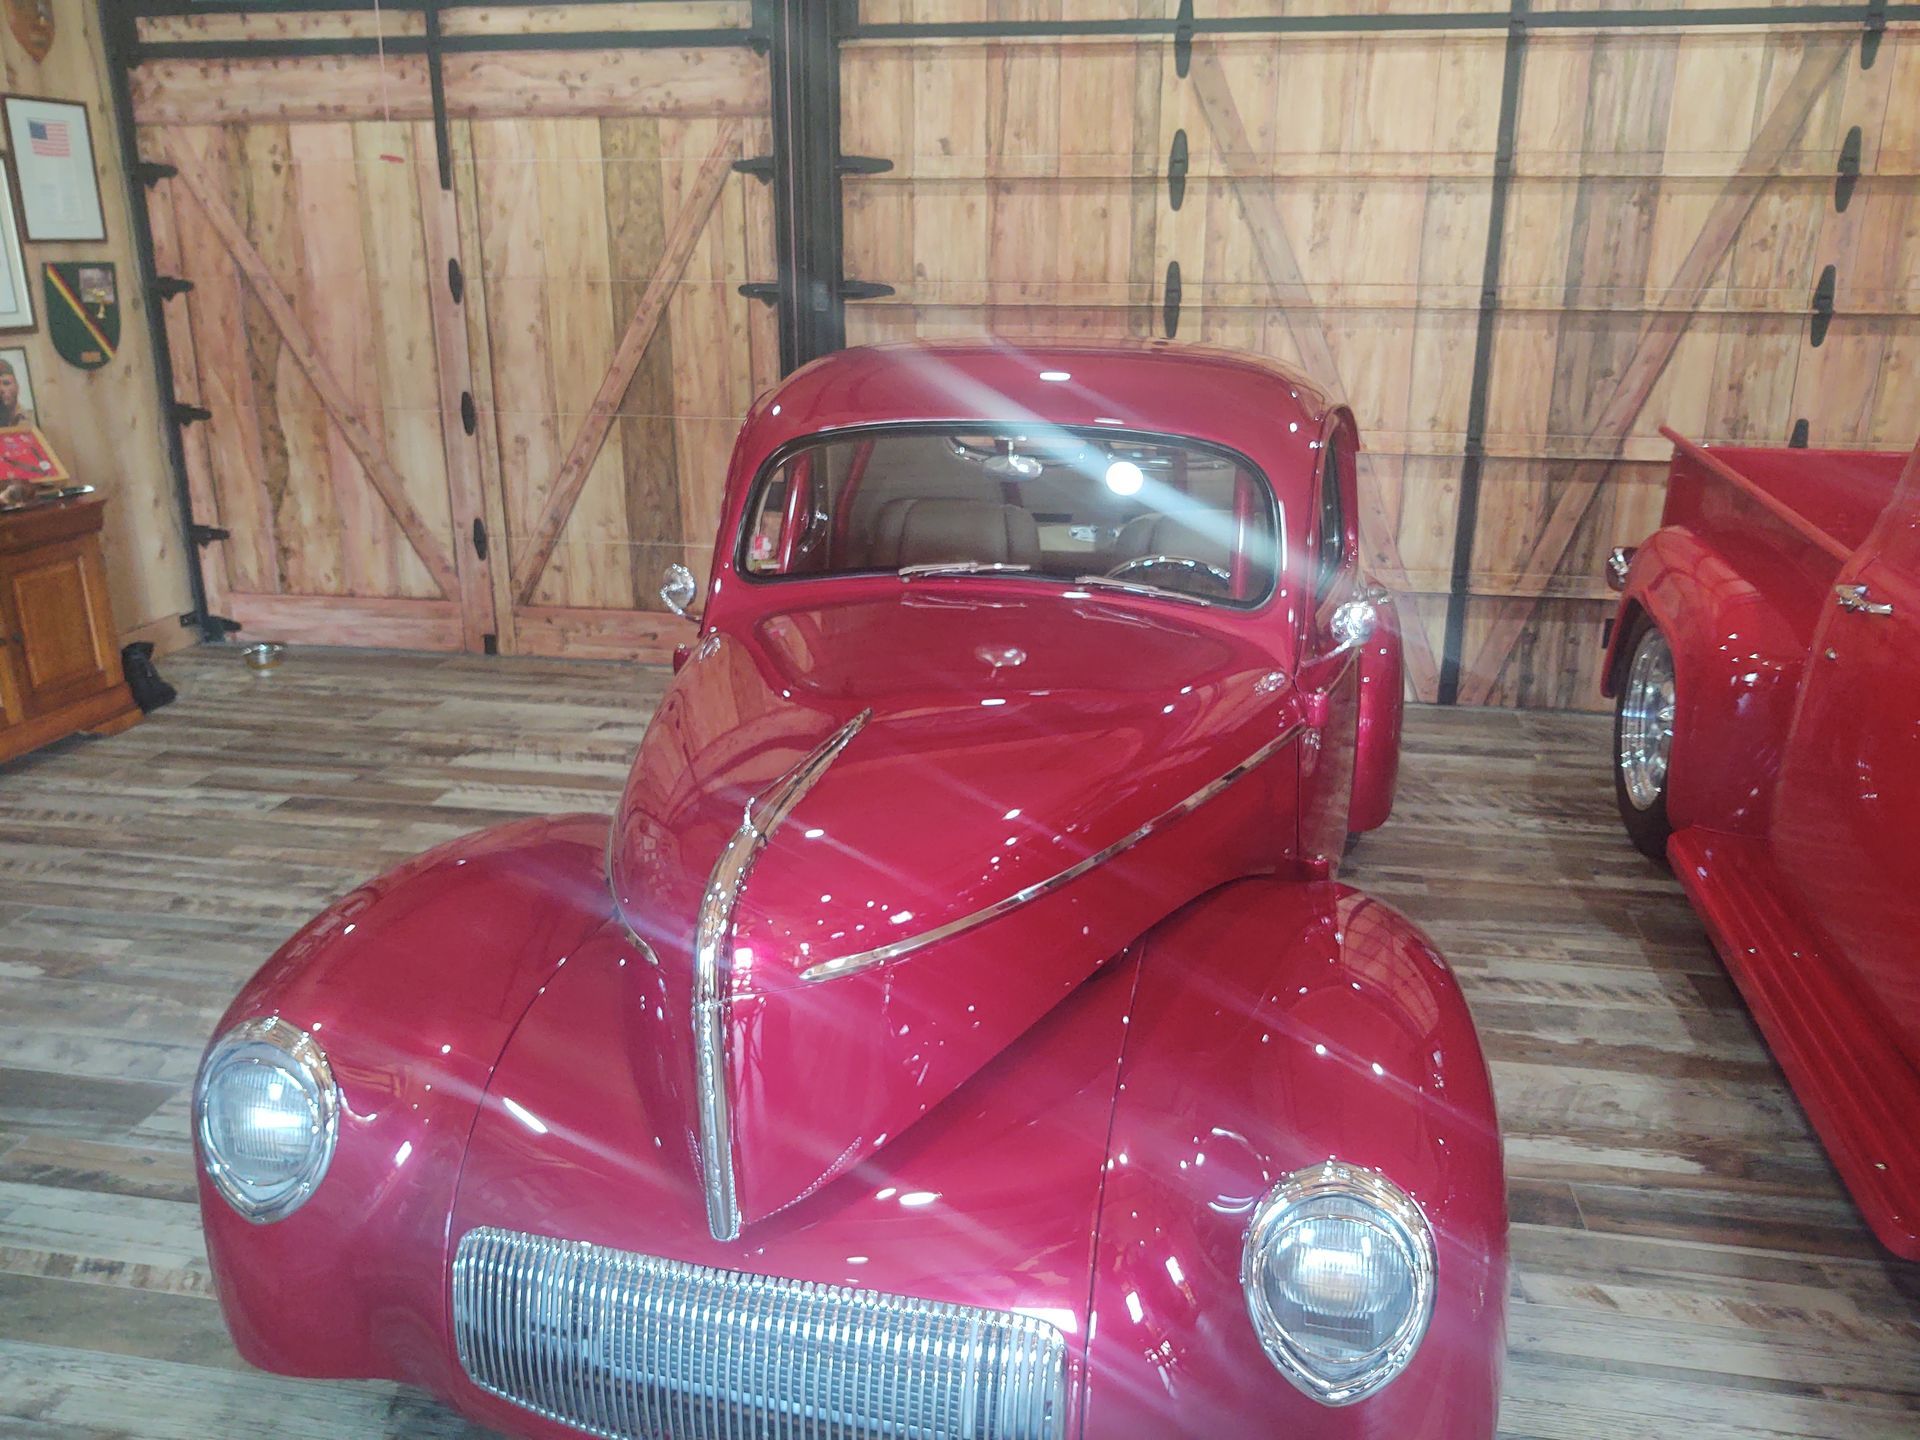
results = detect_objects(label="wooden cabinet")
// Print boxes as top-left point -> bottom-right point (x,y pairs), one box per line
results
0,497 -> 141,765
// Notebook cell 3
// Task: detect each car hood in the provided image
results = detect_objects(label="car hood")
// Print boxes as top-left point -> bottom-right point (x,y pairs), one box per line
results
608,588 -> 1301,1230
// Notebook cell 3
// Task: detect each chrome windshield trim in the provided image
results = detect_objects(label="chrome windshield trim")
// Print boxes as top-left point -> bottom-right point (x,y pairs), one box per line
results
799,720 -> 1305,984
693,709 -> 870,1242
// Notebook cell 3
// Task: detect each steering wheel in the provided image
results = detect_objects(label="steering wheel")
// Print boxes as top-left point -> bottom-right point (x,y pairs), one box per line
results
1104,554 -> 1232,587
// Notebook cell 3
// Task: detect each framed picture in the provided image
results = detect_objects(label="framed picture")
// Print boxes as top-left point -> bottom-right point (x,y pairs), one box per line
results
0,345 -> 36,428
0,156 -> 30,331
0,423 -> 64,486
2,95 -> 104,243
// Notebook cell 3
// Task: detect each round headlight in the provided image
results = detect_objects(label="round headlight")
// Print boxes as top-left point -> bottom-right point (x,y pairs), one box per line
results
193,1017 -> 339,1223
1241,1160 -> 1434,1406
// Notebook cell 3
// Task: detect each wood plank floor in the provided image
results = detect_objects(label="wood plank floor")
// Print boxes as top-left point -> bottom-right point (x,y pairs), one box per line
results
0,647 -> 1914,1438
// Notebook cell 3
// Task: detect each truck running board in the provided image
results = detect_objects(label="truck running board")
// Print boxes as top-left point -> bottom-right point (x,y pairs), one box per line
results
1669,826 -> 1920,1259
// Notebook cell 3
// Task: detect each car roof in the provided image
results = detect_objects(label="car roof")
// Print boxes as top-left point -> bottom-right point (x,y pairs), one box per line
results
738,340 -> 1338,462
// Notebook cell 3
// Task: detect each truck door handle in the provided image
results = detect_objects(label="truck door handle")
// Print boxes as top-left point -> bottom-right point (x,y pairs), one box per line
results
1834,583 -> 1894,616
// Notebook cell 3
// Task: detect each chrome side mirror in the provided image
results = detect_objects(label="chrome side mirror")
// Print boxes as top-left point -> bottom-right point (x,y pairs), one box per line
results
660,563 -> 699,621
1327,584 -> 1390,656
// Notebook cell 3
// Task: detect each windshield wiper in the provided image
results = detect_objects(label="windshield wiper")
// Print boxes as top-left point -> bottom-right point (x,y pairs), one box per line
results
898,562 -> 1036,579
1071,575 -> 1210,606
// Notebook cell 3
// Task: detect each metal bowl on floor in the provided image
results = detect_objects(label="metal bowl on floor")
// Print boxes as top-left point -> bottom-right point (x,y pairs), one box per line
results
242,642 -> 286,672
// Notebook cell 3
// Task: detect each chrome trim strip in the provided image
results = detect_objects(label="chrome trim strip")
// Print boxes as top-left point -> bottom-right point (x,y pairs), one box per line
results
694,709 -> 871,1241
799,720 -> 1306,984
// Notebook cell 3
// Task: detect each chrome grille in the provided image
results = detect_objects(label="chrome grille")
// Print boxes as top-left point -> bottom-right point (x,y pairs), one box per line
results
452,1228 -> 1069,1440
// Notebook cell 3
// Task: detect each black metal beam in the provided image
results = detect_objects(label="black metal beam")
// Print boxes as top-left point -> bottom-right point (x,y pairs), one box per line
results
99,4 -> 220,644
761,0 -> 852,371
846,2 -> 1920,36
1439,0 -> 1531,706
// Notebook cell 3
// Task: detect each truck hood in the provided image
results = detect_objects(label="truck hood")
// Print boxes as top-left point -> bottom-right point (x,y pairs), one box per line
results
608,588 -> 1301,1230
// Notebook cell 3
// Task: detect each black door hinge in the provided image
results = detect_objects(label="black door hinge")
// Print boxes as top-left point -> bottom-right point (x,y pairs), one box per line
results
135,160 -> 177,188
448,257 -> 464,305
1835,126 -> 1862,213
172,402 -> 212,427
1168,129 -> 1189,211
1862,0 -> 1886,68
1789,418 -> 1811,448
837,155 -> 894,176
189,523 -> 230,547
1174,0 -> 1194,78
738,281 -> 780,305
153,275 -> 194,301
840,279 -> 895,301
183,611 -> 241,635
1810,264 -> 1837,347
460,391 -> 476,435
1163,260 -> 1182,339
733,154 -> 775,181
471,517 -> 489,561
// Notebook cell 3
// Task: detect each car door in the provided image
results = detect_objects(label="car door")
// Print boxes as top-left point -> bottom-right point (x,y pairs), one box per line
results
1294,417 -> 1363,867
1770,444 -> 1920,1070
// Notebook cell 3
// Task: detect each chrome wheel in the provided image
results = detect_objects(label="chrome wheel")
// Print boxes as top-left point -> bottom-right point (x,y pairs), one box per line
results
1618,629 -> 1675,811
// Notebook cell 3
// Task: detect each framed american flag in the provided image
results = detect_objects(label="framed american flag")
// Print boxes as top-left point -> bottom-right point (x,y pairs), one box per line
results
2,95 -> 103,243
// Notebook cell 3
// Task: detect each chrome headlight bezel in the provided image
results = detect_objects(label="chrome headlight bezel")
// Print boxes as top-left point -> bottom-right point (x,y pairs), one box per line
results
1240,1159 -> 1436,1406
193,1016 -> 340,1224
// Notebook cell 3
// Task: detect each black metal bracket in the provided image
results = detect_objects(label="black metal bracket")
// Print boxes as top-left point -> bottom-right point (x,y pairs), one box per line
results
840,279 -> 895,301
424,0 -> 453,190
738,281 -> 780,304
733,154 -> 775,181
1810,263 -> 1837,346
183,611 -> 241,635
1835,126 -> 1862,212
460,391 -> 476,435
837,154 -> 894,176
1168,129 -> 1189,211
1790,418 -> 1811,448
1162,261 -> 1182,339
153,275 -> 194,301
471,516 -> 489,560
172,402 -> 213,427
189,523 -> 230,547
447,256 -> 464,304
1174,0 -> 1194,78
1862,0 -> 1887,66
133,160 -> 177,188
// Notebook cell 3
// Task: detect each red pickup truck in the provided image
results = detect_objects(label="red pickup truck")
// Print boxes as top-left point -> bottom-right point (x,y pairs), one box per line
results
1602,427 -> 1920,1258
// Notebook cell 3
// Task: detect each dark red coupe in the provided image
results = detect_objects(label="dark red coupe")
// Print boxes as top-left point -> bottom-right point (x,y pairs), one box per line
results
192,342 -> 1507,1439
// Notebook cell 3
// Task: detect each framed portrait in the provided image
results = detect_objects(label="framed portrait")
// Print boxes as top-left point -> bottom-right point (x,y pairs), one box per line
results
2,95 -> 104,243
0,345 -> 36,429
0,155 -> 30,331
0,423 -> 65,486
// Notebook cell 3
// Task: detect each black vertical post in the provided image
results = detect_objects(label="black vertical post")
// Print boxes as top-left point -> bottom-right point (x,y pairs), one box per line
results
1437,0 -> 1529,705
761,0 -> 851,372
99,4 -> 219,641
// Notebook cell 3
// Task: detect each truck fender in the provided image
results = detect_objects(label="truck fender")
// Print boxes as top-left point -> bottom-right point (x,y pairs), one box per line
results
1082,879 -> 1505,1439
1603,526 -> 1807,835
196,814 -> 616,1387
1350,589 -> 1404,833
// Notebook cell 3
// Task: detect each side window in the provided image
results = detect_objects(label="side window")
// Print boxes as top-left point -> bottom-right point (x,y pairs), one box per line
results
1316,439 -> 1346,602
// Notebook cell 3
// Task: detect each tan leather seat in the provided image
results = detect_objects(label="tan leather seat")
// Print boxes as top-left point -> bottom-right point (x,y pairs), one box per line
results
865,497 -> 1043,569
1113,512 -> 1235,574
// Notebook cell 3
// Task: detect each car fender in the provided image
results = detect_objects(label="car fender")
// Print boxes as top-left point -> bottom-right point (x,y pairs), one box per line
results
1083,879 -> 1505,1439
1349,588 -> 1404,833
1602,526 -> 1808,835
195,813 -> 615,1389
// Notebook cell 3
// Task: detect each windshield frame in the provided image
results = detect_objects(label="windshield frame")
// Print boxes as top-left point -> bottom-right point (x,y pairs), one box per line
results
731,421 -> 1286,611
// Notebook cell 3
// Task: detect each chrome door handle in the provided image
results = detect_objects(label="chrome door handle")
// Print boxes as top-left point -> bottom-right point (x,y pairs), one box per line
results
1834,584 -> 1894,616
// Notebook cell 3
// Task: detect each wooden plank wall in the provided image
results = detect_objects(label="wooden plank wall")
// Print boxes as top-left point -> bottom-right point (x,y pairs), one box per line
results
844,3 -> 1920,709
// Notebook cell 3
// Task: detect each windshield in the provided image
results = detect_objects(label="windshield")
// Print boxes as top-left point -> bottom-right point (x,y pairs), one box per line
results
738,426 -> 1281,606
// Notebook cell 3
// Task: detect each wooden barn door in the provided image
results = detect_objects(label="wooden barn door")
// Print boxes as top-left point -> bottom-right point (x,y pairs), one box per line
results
126,9 -> 773,660
132,100 -> 490,651
452,84 -> 776,659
